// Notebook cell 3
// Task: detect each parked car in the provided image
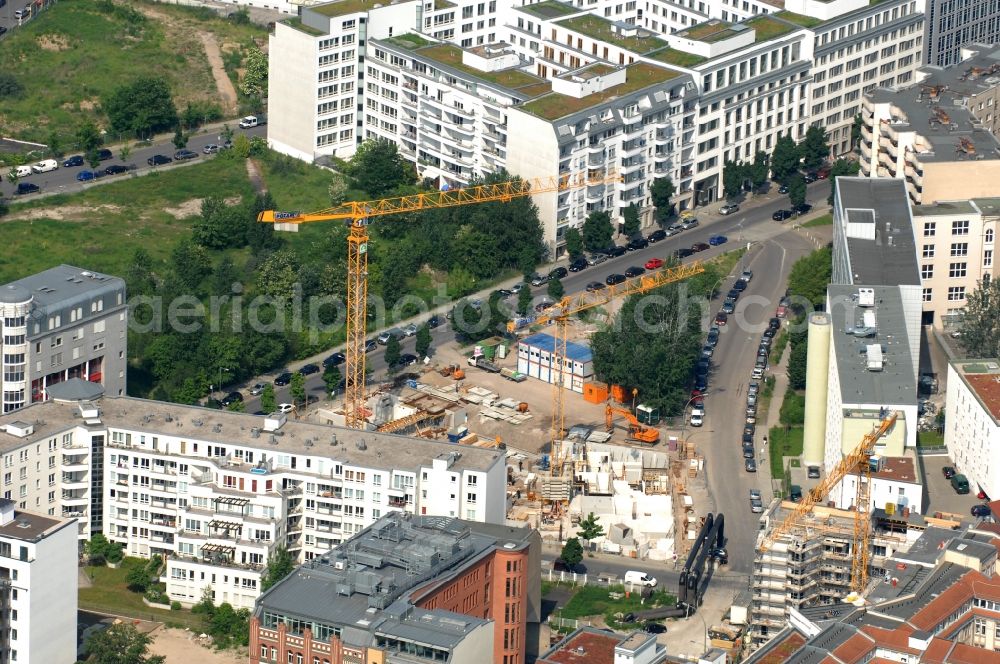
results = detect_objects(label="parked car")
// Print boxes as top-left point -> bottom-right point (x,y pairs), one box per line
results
648,229 -> 667,242
249,383 -> 267,396
707,327 -> 720,347
15,182 -> 39,195
587,253 -> 608,266
750,497 -> 764,513
377,328 -> 404,344
627,236 -> 649,251
690,413 -> 703,427
277,403 -> 295,414
807,466 -> 821,479
403,323 -> 418,337
727,288 -> 741,300
364,339 -> 378,353
691,242 -> 710,252
605,274 -> 627,286
745,458 -> 757,472
778,184 -> 790,194
203,144 -> 221,154
680,214 -> 699,229
952,474 -> 970,494
97,148 -> 113,161
568,258 -> 588,272
605,245 -> 627,257
274,372 -> 292,386
148,154 -> 172,166
972,504 -> 992,518
586,281 -> 606,292
397,353 -> 419,366
221,391 -> 243,407
666,224 -> 684,235
549,266 -> 568,280
76,170 -> 97,182
674,247 -> 694,259
741,270 -> 753,282
793,202 -> 813,215
772,209 -> 793,221
803,172 -> 817,184
174,149 -> 198,161
624,266 -> 646,278
31,159 -> 58,173
103,164 -> 128,175
942,466 -> 957,479
239,115 -> 262,128
427,315 -> 442,328
645,258 -> 664,270
63,155 -> 84,168
720,203 -> 739,215
299,363 -> 320,375
709,235 -> 728,246
324,352 -> 346,367
721,300 -> 735,314
751,366 -> 764,379
733,278 -> 748,292
530,273 -> 548,287
775,303 -> 789,318
715,311 -> 728,326
643,622 -> 667,634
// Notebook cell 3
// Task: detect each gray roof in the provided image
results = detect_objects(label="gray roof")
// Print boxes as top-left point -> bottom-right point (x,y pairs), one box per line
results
0,397 -> 503,472
875,562 -> 968,621
910,200 -> 979,216
827,285 -> 917,406
3,264 -> 125,312
836,178 -> 920,287
0,284 -> 30,304
785,623 -> 861,664
45,378 -> 106,402
0,509 -> 72,543
255,513 -> 533,649
891,526 -> 963,567
945,537 -> 996,563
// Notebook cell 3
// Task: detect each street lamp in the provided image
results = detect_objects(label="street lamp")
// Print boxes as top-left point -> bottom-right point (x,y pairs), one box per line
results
218,367 -> 229,398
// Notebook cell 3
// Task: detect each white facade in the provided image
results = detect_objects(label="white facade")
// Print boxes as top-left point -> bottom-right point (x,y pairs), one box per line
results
516,333 -> 593,393
832,463 -> 923,514
0,502 -> 77,664
0,397 -> 506,610
945,360 -> 1000,499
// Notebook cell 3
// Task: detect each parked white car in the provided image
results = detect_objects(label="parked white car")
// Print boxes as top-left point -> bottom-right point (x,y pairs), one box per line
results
277,403 -> 295,414
690,413 -> 704,427
32,159 -> 58,173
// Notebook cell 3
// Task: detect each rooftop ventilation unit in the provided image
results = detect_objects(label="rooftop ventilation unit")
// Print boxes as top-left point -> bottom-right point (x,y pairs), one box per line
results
866,344 -> 884,372
858,288 -> 875,307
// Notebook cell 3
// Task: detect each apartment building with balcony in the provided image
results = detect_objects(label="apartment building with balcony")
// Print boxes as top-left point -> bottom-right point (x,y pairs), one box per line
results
250,512 -> 540,664
860,46 -> 1000,205
0,265 -> 126,414
0,394 -> 507,610
925,0 -> 1000,68
0,501 -> 77,664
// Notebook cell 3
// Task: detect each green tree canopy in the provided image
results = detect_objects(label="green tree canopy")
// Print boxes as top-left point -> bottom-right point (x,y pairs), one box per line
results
103,76 -> 178,138
517,282 -> 532,316
384,335 -> 402,368
564,227 -> 584,259
76,121 -> 103,153
261,546 -> 296,591
560,537 -> 584,567
959,275 -> 1000,358
322,365 -> 342,394
415,324 -> 432,358
787,174 -> 807,208
577,512 -> 605,542
622,203 -> 641,237
347,138 -> 414,196
723,160 -> 744,200
260,384 -> 277,413
800,125 -> 830,172
787,245 -> 832,310
770,134 -> 800,183
547,277 -> 565,301
651,177 -> 674,212
84,622 -> 165,664
240,46 -> 268,97
289,373 -> 306,408
582,210 -> 614,252
749,151 -> 770,192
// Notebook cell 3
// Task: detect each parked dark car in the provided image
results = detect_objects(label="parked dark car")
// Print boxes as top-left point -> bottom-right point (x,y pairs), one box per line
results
63,155 -> 84,167
397,353 -> 419,367
794,202 -> 813,215
709,234 -> 728,246
299,363 -> 320,375
364,339 -> 378,353
174,149 -> 198,161
15,182 -> 39,195
586,281 -> 606,292
427,315 -> 442,328
76,170 -> 97,182
733,278 -> 748,292
549,266 -> 568,279
772,209 -> 793,221
605,273 -> 627,286
808,466 -> 821,479
624,266 -> 645,278
103,164 -> 128,175
727,288 -> 741,300
691,242 -> 710,252
648,229 -> 667,242
745,458 -> 757,472
148,154 -> 173,166
715,311 -> 728,326
803,172 -> 817,184
274,372 -> 292,386
568,258 -> 588,272
627,236 -> 649,251
221,391 -> 243,407
778,184 -> 790,194
324,352 -> 346,367
643,622 -> 667,634
942,466 -> 956,479
674,247 -> 694,259
97,148 -> 113,161
972,504 -> 992,518
605,245 -> 627,257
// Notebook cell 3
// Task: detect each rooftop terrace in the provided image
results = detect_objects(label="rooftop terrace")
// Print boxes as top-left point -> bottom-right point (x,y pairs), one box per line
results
518,0 -> 580,20
414,43 -> 551,95
676,20 -> 741,43
310,0 -> 398,17
646,47 -> 707,68
745,15 -> 798,42
555,15 -> 668,53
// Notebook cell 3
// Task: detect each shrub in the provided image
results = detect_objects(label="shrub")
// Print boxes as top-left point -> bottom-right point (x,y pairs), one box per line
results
171,601 -> 182,611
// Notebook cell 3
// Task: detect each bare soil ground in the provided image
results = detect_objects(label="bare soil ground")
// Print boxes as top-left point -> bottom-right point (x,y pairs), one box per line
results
148,627 -> 245,664
3,204 -> 124,222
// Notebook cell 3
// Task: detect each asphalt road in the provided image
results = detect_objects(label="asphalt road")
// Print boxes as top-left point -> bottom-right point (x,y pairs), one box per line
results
0,125 -> 267,200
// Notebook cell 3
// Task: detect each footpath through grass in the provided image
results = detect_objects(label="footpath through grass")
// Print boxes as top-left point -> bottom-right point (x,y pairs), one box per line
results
79,565 -> 203,630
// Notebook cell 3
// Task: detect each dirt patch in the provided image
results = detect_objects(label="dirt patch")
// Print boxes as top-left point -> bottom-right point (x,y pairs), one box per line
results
163,196 -> 243,219
4,204 -> 123,222
148,627 -> 244,664
199,32 -> 238,115
79,98 -> 99,111
37,34 -> 70,51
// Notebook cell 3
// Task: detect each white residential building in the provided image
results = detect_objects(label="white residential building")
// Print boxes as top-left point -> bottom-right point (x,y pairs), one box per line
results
0,500 -> 77,664
944,359 -> 1000,499
833,453 -> 923,514
0,394 -> 507,610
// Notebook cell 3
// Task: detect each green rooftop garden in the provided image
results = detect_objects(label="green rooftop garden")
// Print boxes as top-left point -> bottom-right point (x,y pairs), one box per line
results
521,63 -> 680,120
311,0 -> 385,17
774,11 -> 824,28
647,47 -> 706,67
677,20 -> 740,43
417,44 -> 550,93
283,17 -> 326,36
556,15 -> 668,54
519,0 -> 580,20
746,15 -> 796,42
587,63 -> 616,75
381,32 -> 434,50
434,0 -> 456,8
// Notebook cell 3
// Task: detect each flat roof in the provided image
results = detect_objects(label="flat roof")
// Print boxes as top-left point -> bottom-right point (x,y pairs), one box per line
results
951,360 -> 1000,425
0,509 -> 70,543
675,20 -> 739,43
517,0 -> 580,20
407,43 -> 552,96
973,197 -> 1000,216
539,627 -> 622,664
1,264 -> 124,308
837,178 -> 920,287
521,62 -> 681,121
877,562 -> 969,621
945,537 -> 996,562
870,455 -> 917,482
827,285 -> 917,407
745,15 -> 798,43
520,332 -> 592,362
309,0 -> 395,17
555,15 -> 668,54
910,200 -> 979,216
645,47 -> 706,67
0,397 -> 503,473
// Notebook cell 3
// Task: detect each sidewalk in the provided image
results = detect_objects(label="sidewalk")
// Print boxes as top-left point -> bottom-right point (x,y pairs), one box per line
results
762,337 -> 792,499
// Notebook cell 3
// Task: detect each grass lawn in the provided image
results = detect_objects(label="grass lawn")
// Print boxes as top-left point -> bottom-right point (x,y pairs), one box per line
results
769,330 -> 789,364
769,425 -> 804,479
802,213 -> 833,228
0,156 -> 254,282
917,430 -> 944,446
0,0 -> 266,144
80,564 -> 203,630
556,584 -> 675,627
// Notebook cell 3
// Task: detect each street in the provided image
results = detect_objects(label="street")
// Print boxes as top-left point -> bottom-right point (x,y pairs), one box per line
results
0,124 -> 267,200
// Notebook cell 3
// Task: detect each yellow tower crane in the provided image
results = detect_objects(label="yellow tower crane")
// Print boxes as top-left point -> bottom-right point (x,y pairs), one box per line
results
507,261 -> 705,482
757,411 -> 898,593
258,172 -> 618,429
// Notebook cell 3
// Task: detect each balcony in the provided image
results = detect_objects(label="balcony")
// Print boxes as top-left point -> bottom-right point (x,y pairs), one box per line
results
170,552 -> 264,573
61,493 -> 89,506
63,476 -> 88,490
62,459 -> 89,472
860,141 -> 872,159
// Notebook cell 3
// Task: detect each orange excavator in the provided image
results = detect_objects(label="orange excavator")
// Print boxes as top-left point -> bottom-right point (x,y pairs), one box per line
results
605,403 -> 660,444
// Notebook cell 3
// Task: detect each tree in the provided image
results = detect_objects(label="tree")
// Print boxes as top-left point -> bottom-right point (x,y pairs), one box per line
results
577,512 -> 604,543
125,248 -> 156,297
850,113 -> 864,151
103,76 -> 178,139
347,138 -> 413,197
194,197 -> 245,249
958,275 -> 1000,358
827,158 -> 861,205
788,324 -> 808,390
118,143 -> 132,164
260,384 -> 277,413
213,256 -> 238,294
240,46 -> 268,97
126,562 -> 151,593
76,121 -> 103,154
47,129 -> 63,158
84,622 -> 165,664
560,537 -> 584,568
547,277 -> 565,301
221,124 -> 235,146
749,151 -> 769,193
787,246 -> 832,309
800,125 -> 830,172
5,169 -> 18,189
0,73 -> 23,99
650,177 -> 674,216
227,400 -> 246,412
172,126 -> 188,150
289,373 -> 306,409
261,546 -> 295,591
723,160 -> 744,200
770,134 -> 800,183
582,210 -> 614,252
256,250 -> 299,300
322,364 -> 342,394
86,148 -> 102,170
622,203 -> 641,237
564,227 -> 584,259
232,134 -> 252,158
384,335 -> 401,369
787,174 -> 807,209
415,324 -> 432,358
329,173 -> 349,205
517,282 -> 532,316
170,239 -> 212,291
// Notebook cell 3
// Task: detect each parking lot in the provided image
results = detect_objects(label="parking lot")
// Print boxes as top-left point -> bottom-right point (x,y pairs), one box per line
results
919,453 -> 989,520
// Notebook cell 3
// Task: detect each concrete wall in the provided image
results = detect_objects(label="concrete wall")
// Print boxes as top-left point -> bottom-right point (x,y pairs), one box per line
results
267,22 -> 323,162
834,473 -> 922,514
505,111 -> 561,255
945,362 -> 1000,498
25,518 -> 78,664
921,161 -> 1000,205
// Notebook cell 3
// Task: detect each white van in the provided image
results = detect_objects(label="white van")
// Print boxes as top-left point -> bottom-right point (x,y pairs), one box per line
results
10,165 -> 32,178
238,115 -> 259,128
624,570 -> 657,587
32,159 -> 58,173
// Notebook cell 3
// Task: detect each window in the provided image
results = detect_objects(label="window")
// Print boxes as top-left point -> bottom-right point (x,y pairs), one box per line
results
952,220 -> 969,235
923,222 -> 936,236
922,288 -> 932,302
922,244 -> 935,258
949,262 -> 967,278
466,492 -> 477,503
951,242 -> 968,256
986,228 -> 994,244
948,286 -> 966,301
921,265 -> 933,279
986,250 -> 993,268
